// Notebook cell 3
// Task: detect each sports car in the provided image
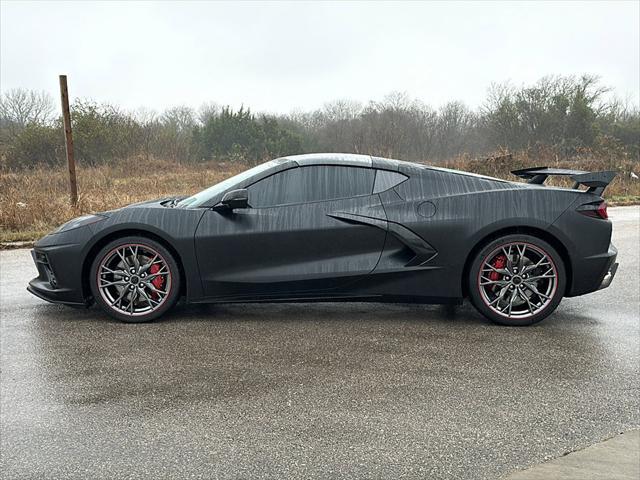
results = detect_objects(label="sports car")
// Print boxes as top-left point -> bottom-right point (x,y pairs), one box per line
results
28,153 -> 618,326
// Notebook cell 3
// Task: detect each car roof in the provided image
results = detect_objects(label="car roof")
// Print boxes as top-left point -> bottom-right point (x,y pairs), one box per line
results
280,153 -> 373,167
279,153 -> 429,171
275,154 -> 507,183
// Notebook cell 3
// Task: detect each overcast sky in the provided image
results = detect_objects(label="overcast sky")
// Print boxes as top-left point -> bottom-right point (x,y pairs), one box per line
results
1,1 -> 638,114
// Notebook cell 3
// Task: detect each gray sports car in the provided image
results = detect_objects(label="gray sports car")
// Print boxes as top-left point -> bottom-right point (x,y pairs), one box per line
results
28,153 -> 618,325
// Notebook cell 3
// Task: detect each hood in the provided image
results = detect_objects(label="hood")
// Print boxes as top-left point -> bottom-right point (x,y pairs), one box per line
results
123,196 -> 188,209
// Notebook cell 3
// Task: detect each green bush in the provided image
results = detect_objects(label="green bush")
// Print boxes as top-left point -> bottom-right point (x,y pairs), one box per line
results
193,107 -> 304,164
4,123 -> 63,169
71,100 -> 143,166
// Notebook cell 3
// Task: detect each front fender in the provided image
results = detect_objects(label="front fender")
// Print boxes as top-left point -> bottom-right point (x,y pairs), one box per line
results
82,208 -> 206,301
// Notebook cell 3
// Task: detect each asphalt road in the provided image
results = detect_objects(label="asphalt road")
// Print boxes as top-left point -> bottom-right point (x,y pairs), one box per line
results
1,207 -> 638,480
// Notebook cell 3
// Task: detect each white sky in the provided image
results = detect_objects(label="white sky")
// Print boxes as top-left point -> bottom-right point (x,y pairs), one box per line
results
1,0 -> 638,114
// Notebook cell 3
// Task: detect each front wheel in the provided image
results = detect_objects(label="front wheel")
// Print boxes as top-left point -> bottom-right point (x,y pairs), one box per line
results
90,236 -> 181,323
468,234 -> 566,326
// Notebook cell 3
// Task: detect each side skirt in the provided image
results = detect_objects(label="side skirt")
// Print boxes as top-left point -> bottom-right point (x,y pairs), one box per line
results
189,294 -> 463,306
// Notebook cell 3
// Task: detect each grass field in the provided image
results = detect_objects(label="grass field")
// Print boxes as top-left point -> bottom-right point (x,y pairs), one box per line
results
0,158 -> 244,242
1,154 -> 638,243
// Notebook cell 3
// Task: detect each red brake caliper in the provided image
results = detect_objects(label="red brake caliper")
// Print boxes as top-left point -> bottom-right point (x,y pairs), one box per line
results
149,264 -> 165,299
489,254 -> 507,283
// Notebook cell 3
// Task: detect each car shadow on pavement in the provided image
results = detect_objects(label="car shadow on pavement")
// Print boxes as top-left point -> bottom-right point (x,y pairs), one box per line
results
159,300 -> 492,326
32,297 -> 603,330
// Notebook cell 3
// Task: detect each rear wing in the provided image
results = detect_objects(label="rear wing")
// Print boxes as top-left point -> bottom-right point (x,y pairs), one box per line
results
511,167 -> 616,196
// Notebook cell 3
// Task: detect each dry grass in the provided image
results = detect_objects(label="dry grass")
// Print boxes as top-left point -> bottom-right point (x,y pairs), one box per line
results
443,152 -> 640,202
0,157 -> 244,242
1,153 -> 638,243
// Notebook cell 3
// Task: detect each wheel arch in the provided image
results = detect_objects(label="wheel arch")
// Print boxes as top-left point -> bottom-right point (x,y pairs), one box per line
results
81,228 -> 187,302
461,226 -> 572,297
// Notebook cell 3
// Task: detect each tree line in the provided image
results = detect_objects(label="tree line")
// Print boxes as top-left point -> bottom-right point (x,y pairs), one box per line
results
0,74 -> 638,170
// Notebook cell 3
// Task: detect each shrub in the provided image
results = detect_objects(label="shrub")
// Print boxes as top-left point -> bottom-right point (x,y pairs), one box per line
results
4,123 -> 63,169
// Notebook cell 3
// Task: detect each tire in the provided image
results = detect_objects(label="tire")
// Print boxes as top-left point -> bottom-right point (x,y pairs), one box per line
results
467,234 -> 566,326
89,236 -> 181,323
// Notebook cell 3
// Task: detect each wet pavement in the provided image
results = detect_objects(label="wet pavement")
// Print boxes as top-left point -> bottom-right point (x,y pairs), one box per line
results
1,206 -> 638,479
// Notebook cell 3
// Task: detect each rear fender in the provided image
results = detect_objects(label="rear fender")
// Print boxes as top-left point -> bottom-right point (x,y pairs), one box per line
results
549,194 -> 614,296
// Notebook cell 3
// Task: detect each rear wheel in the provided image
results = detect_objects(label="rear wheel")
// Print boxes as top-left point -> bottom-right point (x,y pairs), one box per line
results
90,236 -> 180,323
468,234 -> 566,326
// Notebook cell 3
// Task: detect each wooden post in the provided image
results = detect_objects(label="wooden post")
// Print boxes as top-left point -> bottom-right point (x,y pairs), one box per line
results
59,75 -> 78,206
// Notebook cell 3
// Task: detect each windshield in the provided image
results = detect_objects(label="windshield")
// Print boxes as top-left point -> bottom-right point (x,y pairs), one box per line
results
176,161 -> 280,208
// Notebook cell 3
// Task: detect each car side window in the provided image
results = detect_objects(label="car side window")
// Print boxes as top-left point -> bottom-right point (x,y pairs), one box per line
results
373,170 -> 408,193
248,166 -> 375,208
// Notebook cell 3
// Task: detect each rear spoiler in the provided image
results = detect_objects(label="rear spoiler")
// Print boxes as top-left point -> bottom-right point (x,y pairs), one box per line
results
511,167 -> 616,196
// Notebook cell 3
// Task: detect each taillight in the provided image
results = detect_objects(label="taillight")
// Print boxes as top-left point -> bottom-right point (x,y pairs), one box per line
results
597,202 -> 608,219
578,201 -> 608,219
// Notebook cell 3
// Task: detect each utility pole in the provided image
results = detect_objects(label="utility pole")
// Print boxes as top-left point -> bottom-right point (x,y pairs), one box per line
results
59,75 -> 78,206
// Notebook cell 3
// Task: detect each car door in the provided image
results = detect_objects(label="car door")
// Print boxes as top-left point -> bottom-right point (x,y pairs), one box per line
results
194,165 -> 388,299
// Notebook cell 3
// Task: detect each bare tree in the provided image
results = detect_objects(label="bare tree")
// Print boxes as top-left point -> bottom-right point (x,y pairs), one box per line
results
0,88 -> 55,132
198,102 -> 220,125
158,106 -> 196,163
134,108 -> 159,160
434,101 -> 475,159
163,106 -> 196,131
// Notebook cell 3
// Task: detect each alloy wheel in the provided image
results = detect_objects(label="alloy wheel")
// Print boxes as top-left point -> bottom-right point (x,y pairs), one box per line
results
477,242 -> 558,319
96,244 -> 172,317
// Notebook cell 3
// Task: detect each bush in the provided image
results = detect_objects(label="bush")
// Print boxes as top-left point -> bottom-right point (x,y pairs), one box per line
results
4,123 -> 64,169
71,100 -> 144,166
193,107 -> 304,164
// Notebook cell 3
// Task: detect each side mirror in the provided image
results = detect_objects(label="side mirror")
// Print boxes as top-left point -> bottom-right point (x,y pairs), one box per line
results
217,189 -> 249,211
